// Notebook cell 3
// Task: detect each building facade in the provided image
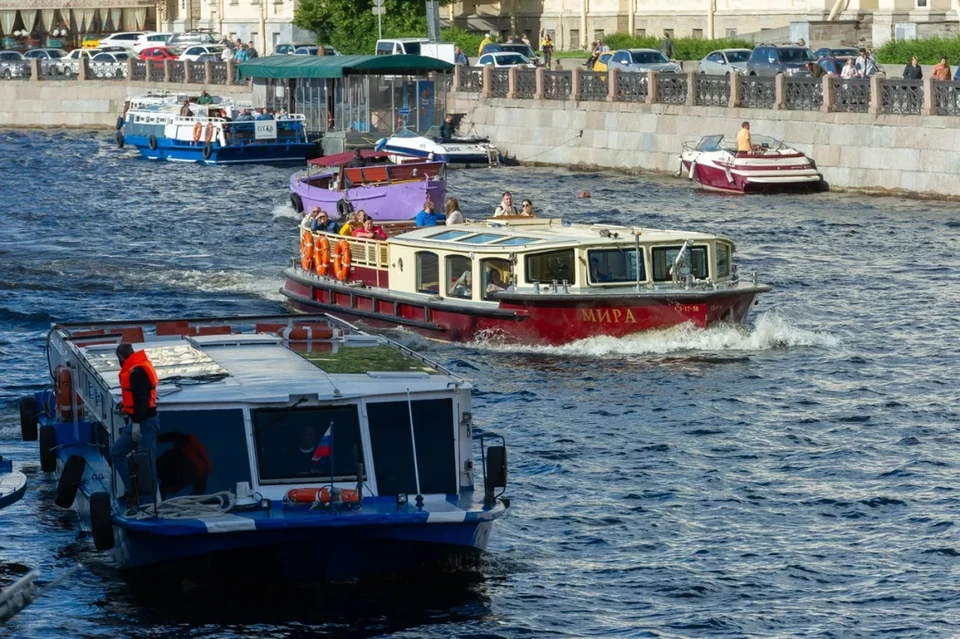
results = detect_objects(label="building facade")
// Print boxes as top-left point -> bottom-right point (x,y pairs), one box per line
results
193,0 -> 313,54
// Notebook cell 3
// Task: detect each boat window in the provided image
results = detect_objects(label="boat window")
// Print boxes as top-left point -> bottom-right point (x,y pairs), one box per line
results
587,247 -> 645,284
416,251 -> 439,294
651,246 -> 708,281
446,255 -> 473,299
481,258 -> 511,300
366,398 -> 456,496
716,243 -> 731,278
427,229 -> 471,241
492,236 -> 539,246
252,405 -> 364,483
457,233 -> 504,245
157,409 -> 251,498
525,249 -> 575,284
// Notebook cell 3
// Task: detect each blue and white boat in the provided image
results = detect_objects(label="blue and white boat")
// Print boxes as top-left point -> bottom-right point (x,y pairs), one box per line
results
20,314 -> 509,583
0,457 -> 26,511
375,126 -> 500,167
119,99 -> 316,165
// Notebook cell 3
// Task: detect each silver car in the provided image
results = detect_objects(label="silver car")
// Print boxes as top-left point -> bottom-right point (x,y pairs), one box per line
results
606,49 -> 682,74
698,48 -> 752,76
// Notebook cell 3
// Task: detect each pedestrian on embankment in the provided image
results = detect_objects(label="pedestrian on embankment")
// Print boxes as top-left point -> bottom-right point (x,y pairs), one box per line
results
903,56 -> 922,80
661,33 -> 673,59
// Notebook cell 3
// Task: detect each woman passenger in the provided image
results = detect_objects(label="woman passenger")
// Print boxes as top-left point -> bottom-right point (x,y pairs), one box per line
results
339,211 -> 361,236
520,198 -> 535,217
352,215 -> 388,240
445,197 -> 465,225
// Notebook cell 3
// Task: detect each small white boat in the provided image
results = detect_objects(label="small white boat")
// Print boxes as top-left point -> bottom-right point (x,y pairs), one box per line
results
679,134 -> 824,194
375,127 -> 500,167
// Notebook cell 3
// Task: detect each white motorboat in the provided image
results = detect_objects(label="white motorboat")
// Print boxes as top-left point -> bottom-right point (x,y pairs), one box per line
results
375,127 -> 500,167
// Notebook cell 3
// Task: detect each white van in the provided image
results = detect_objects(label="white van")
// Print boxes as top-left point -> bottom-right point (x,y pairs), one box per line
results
375,38 -> 454,64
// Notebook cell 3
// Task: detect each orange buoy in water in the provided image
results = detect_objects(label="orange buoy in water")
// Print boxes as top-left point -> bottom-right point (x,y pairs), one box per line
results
577,191 -> 591,198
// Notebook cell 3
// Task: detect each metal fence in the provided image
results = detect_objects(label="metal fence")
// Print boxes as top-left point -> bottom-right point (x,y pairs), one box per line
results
458,68 -> 483,92
0,60 -> 29,80
543,70 -> 571,100
130,60 -> 147,82
210,61 -> 228,85
657,73 -> 687,105
89,61 -> 126,80
168,61 -> 186,84
784,76 -> 822,111
616,72 -> 647,102
516,69 -> 537,98
490,69 -> 509,97
880,79 -> 923,115
579,70 -> 608,101
833,78 -> 870,113
38,60 -> 74,80
187,61 -> 205,84
740,76 -> 776,108
933,80 -> 960,116
695,75 -> 728,106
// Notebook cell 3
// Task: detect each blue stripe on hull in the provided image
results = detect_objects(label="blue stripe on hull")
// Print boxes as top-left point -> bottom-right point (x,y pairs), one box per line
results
126,136 -> 312,165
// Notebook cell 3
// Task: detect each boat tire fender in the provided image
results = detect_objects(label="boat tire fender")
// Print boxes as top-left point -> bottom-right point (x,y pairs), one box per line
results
315,235 -> 331,277
19,396 -> 38,442
333,240 -> 352,281
148,135 -> 158,151
89,492 -> 115,551
39,425 -> 57,473
202,142 -> 213,160
290,193 -> 304,214
115,131 -> 124,149
55,455 -> 86,508
115,116 -> 124,131
336,198 -> 353,218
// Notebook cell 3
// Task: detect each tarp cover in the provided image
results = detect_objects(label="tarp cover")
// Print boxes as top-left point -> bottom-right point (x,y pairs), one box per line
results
238,55 -> 454,80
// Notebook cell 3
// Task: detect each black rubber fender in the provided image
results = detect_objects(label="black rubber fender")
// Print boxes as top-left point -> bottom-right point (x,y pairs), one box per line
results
290,193 -> 304,214
116,115 -> 124,131
39,425 -> 57,473
202,141 -> 213,160
115,131 -> 124,149
55,455 -> 86,508
336,198 -> 354,217
19,396 -> 38,442
89,492 -> 115,551
148,135 -> 158,151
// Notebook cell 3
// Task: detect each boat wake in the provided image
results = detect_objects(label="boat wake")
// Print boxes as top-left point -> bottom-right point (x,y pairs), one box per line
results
471,312 -> 839,358
271,202 -> 300,222
157,269 -> 284,301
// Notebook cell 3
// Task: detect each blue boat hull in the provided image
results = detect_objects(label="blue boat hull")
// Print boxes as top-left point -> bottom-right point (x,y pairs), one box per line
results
125,135 -> 314,165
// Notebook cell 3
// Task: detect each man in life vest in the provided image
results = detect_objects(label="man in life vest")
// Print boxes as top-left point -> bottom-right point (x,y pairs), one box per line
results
156,431 -> 212,499
111,343 -> 161,506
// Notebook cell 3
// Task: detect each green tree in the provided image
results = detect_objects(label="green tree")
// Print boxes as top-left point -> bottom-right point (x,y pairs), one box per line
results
295,0 -> 438,55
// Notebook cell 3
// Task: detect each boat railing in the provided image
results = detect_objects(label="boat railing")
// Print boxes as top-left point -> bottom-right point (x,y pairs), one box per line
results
307,230 -> 391,270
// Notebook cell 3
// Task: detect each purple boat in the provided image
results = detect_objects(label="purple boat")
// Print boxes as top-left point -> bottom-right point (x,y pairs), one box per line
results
288,150 -> 447,221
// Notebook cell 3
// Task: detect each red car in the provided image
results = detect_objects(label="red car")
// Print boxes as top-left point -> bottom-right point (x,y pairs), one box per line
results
139,47 -> 178,61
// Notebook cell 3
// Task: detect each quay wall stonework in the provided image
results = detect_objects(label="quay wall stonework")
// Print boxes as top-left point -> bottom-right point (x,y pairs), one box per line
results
0,81 -> 252,130
449,93 -> 960,198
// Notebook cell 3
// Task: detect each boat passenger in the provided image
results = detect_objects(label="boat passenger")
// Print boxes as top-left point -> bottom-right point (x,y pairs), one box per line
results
486,268 -> 507,294
493,191 -> 519,216
235,108 -> 254,122
416,200 -> 446,227
276,107 -> 289,119
438,114 -> 456,139
352,215 -> 388,240
445,197 -> 465,225
255,108 -> 274,120
452,270 -> 472,298
310,209 -> 339,233
110,343 -> 161,509
197,90 -> 213,105
345,149 -> 366,168
736,121 -> 752,154
339,211 -> 362,236
179,100 -> 192,117
520,198 -> 535,217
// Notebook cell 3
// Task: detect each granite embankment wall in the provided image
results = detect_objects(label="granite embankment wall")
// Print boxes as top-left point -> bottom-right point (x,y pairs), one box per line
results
448,92 -> 960,198
0,81 -> 251,129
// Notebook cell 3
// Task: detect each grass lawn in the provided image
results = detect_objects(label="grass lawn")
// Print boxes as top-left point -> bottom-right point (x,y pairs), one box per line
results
301,344 -> 438,375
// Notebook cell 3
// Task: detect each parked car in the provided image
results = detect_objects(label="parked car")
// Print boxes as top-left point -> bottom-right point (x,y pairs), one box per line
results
276,42 -> 313,55
746,43 -> 815,76
195,52 -> 221,62
134,32 -> 174,52
179,45 -> 224,62
81,34 -> 104,48
23,48 -> 67,60
815,57 -> 845,76
698,48 -> 752,75
66,48 -> 101,61
0,50 -> 29,78
139,46 -> 178,61
593,51 -> 614,72
98,32 -> 149,50
90,51 -> 133,78
814,47 -> 859,60
475,51 -> 535,69
167,32 -> 217,48
606,49 -> 682,73
292,45 -> 341,56
91,51 -> 138,62
480,43 -> 539,65
375,38 -> 427,55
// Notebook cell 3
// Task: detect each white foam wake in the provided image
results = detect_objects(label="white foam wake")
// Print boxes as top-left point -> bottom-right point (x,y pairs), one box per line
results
159,269 -> 284,301
271,202 -> 300,222
472,312 -> 839,358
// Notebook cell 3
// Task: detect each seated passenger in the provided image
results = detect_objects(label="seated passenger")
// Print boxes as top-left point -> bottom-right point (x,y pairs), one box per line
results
352,215 -> 388,240
301,208 -> 318,228
345,149 -> 366,168
234,108 -> 254,122
339,211 -> 361,236
493,191 -> 518,217
486,268 -> 507,294
415,200 -> 446,227
520,198 -> 535,217
445,197 -> 465,225
255,108 -> 274,120
452,270 -> 472,298
310,209 -> 338,233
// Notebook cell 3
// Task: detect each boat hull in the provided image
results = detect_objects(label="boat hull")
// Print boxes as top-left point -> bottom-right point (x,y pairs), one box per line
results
290,173 -> 446,222
127,135 -> 315,165
282,267 -> 769,344
680,150 -> 825,194
380,143 -> 495,167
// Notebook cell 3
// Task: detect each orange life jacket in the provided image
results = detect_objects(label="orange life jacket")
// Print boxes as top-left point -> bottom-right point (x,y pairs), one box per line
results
119,350 -> 158,417
180,434 -> 213,476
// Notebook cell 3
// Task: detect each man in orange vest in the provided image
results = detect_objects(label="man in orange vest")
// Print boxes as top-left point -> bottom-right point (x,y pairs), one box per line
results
111,343 -> 161,506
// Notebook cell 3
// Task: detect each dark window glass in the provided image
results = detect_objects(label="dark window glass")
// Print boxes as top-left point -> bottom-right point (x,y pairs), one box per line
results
157,409 -> 250,497
446,255 -> 472,298
716,243 -> 731,278
726,51 -> 750,63
779,48 -> 814,62
588,247 -> 645,284
252,406 -> 363,483
525,249 -> 575,284
652,246 -> 708,281
367,399 -> 456,495
416,251 -> 439,294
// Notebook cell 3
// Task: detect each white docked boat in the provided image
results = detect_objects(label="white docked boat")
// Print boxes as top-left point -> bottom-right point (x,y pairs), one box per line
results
375,127 -> 500,167
679,134 -> 824,194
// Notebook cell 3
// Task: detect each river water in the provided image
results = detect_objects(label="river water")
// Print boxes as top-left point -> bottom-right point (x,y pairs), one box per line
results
1,130 -> 959,638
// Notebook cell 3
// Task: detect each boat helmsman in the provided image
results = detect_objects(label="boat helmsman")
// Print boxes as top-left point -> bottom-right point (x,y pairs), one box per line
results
110,343 -> 161,506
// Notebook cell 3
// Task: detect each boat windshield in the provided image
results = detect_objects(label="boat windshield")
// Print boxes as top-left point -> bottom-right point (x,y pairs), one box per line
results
750,135 -> 785,150
392,127 -> 421,138
424,125 -> 441,137
696,135 -> 725,152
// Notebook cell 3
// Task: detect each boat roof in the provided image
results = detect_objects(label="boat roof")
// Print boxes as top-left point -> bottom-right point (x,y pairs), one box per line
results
57,316 -> 466,406
308,150 -> 412,167
390,218 -> 729,252
237,54 -> 454,80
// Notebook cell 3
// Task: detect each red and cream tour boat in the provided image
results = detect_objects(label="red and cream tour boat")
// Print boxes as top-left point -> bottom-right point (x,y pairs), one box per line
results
282,217 -> 772,344
679,134 -> 824,194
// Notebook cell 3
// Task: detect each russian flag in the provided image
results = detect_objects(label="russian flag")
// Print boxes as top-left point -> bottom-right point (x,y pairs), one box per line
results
311,423 -> 334,463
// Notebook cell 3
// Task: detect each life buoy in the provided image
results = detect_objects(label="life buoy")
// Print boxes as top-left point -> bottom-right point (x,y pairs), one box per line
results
333,240 -> 351,281
314,235 -> 331,277
148,135 -> 158,151
192,121 -> 203,142
204,122 -> 215,142
202,142 -> 213,160
284,487 -> 360,505
276,326 -> 335,340
336,198 -> 353,218
300,229 -> 314,271
55,365 -> 79,420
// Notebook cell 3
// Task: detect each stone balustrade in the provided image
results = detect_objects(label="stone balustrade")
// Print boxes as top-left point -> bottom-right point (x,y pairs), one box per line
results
451,64 -> 956,117
0,58 -> 250,87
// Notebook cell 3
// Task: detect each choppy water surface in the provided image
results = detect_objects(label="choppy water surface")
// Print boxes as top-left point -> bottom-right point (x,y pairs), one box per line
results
2,130 -> 960,638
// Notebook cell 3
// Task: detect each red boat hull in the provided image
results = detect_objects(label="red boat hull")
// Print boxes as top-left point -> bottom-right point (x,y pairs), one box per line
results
281,268 -> 768,345
681,159 -> 824,194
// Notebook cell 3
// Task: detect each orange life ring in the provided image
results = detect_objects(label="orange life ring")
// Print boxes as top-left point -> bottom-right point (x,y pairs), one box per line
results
192,121 -> 203,142
314,235 -> 331,277
55,365 -> 81,420
276,326 -> 335,340
204,122 -> 215,142
299,229 -> 313,271
285,487 -> 360,505
333,240 -> 352,281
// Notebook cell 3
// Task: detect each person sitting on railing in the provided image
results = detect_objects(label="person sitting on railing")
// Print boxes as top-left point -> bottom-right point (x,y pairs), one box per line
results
310,208 -> 338,233
903,56 -> 923,80
932,56 -> 951,81
416,200 -> 446,227
179,100 -> 192,117
352,214 -> 388,240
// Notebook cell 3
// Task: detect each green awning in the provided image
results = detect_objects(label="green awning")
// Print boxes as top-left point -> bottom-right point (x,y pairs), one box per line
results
238,54 -> 454,80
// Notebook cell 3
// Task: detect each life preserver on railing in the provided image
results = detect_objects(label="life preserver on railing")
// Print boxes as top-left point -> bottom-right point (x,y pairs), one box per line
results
204,122 -> 215,143
192,121 -> 203,142
333,239 -> 352,281
314,235 -> 331,277
276,326 -> 336,341
284,486 -> 360,505
55,365 -> 80,420
299,229 -> 313,271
